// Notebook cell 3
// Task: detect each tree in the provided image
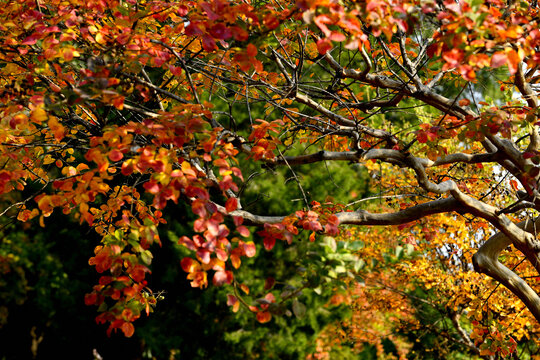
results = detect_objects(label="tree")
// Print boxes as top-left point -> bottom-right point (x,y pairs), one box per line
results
1,0 -> 540,350
311,216 -> 540,359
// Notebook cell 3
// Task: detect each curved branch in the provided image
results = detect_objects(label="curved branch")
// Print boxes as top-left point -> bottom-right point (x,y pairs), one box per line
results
220,197 -> 460,226
473,218 -> 540,323
336,197 -> 459,225
274,149 -> 501,169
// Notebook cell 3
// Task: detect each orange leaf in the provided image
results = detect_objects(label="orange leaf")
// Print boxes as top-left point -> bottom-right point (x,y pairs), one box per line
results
505,48 -> 520,74
121,322 -> 135,337
230,254 -> 241,269
256,311 -> 272,323
240,283 -> 249,294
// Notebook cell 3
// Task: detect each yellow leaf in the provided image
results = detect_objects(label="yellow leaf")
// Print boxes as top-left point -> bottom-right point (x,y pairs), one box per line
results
31,107 -> 48,123
95,32 -> 106,45
43,155 -> 55,165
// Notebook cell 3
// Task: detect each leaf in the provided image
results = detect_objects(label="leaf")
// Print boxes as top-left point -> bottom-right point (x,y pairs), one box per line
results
240,283 -> 249,294
316,38 -> 332,54
322,236 -> 337,252
505,48 -> 520,74
108,149 -> 124,162
458,99 -> 470,106
264,277 -> 275,290
395,245 -> 403,260
225,197 -> 238,212
169,65 -> 182,77
121,322 -> 135,337
213,270 -> 233,286
140,250 -> 153,265
347,241 -> 364,250
263,236 -> 276,251
417,130 -> 428,143
405,243 -> 415,256
227,294 -> 240,312
292,299 -> 306,318
246,43 -> 257,57
181,257 -> 197,272
353,259 -> 365,272
256,311 -> 271,323
230,254 -> 241,269
237,225 -> 250,237
491,52 -> 507,68
243,242 -> 256,257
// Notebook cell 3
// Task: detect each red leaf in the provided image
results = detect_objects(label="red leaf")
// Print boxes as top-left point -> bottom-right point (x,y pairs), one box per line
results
210,23 -> 232,40
231,26 -> 249,41
442,49 -> 464,68
316,38 -> 332,55
181,257 -> 196,272
202,34 -> 217,51
264,277 -> 275,290
121,160 -> 134,175
179,236 -> 196,250
84,293 -> 97,305
169,65 -> 182,77
417,131 -> 428,143
491,52 -> 507,68
143,180 -> 161,194
186,186 -> 209,199
237,225 -> 250,237
233,216 -> 243,226
21,35 -> 38,45
191,199 -> 207,217
247,43 -> 257,57
213,270 -> 233,286
263,14 -> 280,30
225,197 -> 238,212
129,265 -> 148,282
196,248 -> 211,264
108,149 -> 124,162
263,237 -> 276,251
227,294 -> 238,306
510,179 -> 519,191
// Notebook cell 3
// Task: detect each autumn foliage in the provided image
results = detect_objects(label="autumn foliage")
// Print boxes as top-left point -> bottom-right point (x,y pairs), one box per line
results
1,0 -> 540,355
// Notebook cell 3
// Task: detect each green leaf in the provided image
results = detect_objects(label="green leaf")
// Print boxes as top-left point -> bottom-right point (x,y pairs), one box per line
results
322,236 -> 337,252
395,245 -> 403,260
347,241 -> 364,251
405,244 -> 415,256
292,299 -> 306,318
354,259 -> 365,272
140,250 -> 153,265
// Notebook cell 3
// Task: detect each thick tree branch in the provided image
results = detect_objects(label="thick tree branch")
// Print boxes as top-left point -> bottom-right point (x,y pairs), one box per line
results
473,218 -> 540,323
219,197 -> 460,226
